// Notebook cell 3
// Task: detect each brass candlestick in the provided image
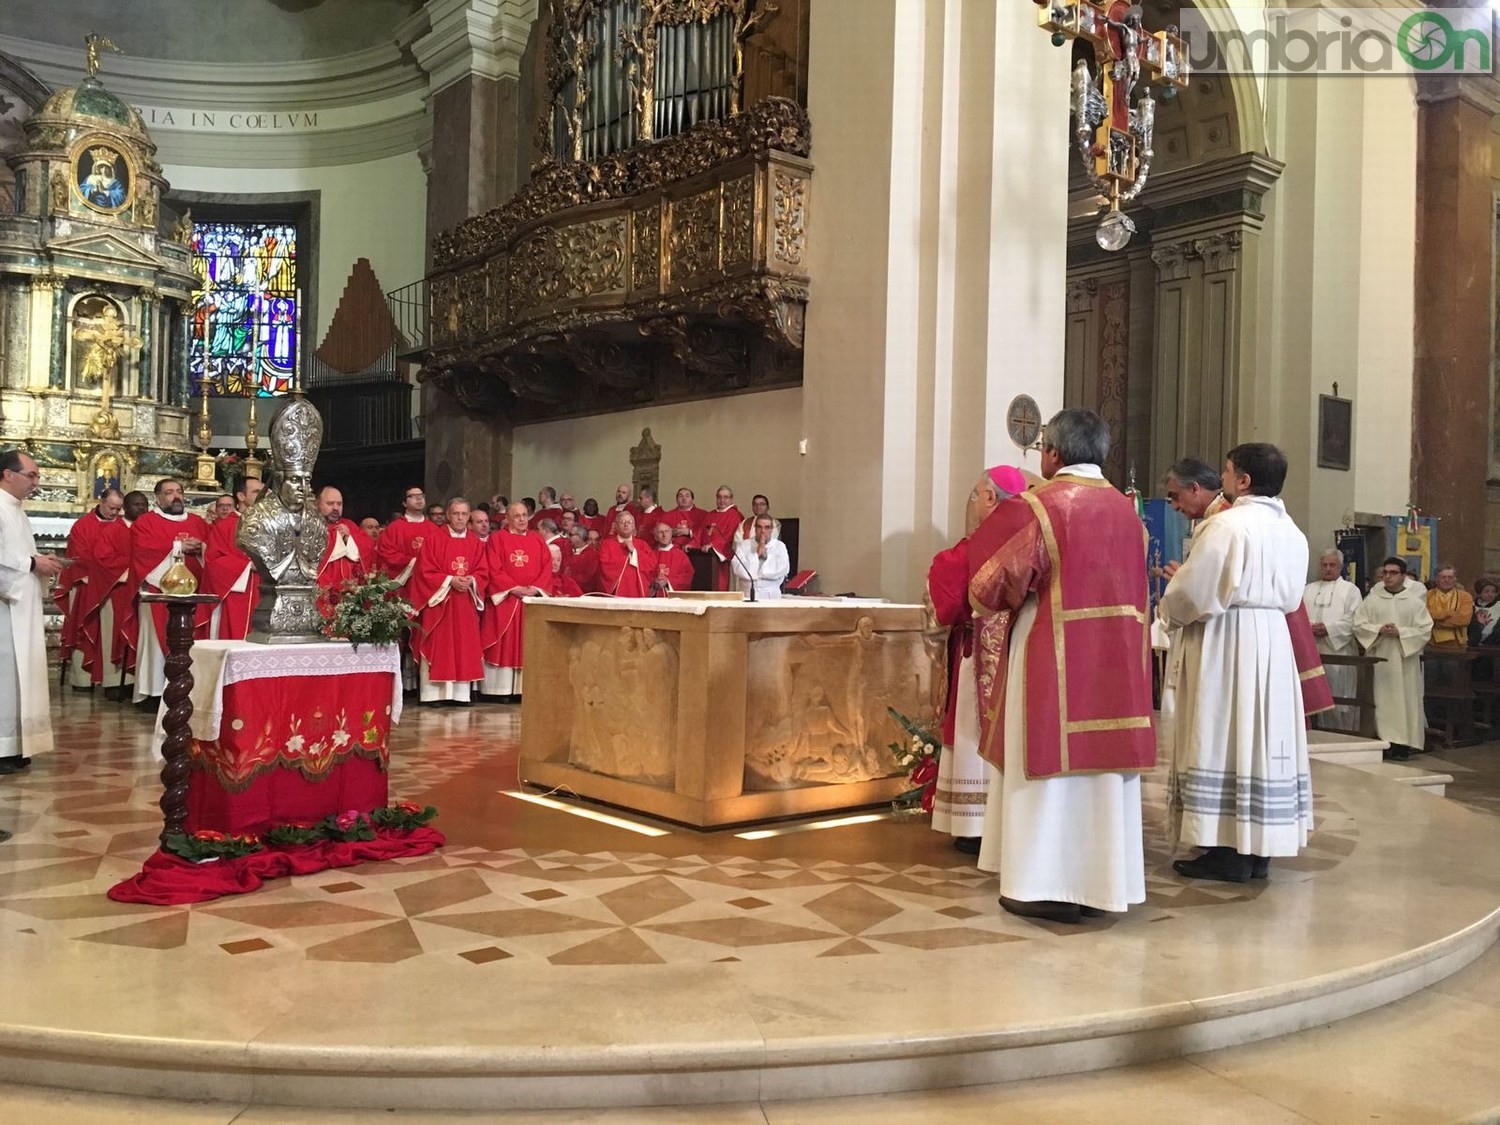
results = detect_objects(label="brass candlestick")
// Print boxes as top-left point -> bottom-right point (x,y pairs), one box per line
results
243,314 -> 264,479
193,318 -> 218,487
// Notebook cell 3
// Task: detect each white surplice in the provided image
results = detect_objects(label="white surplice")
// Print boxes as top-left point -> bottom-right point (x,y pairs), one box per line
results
930,649 -> 987,838
1351,584 -> 1433,750
1160,495 -> 1312,857
0,491 -> 54,759
1303,577 -> 1363,730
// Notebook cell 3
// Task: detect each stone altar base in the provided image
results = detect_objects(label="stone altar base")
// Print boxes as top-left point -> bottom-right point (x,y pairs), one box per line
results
519,597 -> 932,827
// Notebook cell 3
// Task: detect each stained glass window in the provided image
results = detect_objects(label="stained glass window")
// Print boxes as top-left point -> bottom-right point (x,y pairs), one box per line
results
188,221 -> 298,397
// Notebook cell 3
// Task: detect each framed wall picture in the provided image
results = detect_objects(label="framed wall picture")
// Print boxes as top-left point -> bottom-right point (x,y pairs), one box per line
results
1318,394 -> 1352,471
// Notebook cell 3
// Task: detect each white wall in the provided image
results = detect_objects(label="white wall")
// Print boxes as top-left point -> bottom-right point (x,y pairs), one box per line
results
511,388 -> 804,512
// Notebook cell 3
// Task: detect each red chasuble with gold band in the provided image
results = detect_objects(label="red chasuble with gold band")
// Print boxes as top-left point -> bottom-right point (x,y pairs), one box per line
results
202,512 -> 261,641
411,529 -> 490,682
482,528 -> 554,670
967,475 -> 1155,779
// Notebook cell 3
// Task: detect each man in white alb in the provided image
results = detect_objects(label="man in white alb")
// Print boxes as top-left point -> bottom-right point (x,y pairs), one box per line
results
1303,548 -> 1363,731
732,516 -> 789,600
1352,557 -> 1433,761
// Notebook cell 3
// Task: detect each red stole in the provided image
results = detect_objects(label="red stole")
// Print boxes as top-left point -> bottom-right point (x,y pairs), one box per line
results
412,529 -> 488,681
130,509 -> 211,651
600,537 -> 656,597
318,518 -> 369,591
482,528 -> 553,669
202,512 -> 261,641
376,516 -> 429,583
651,544 -> 694,595
1287,603 -> 1335,717
55,511 -> 131,682
968,475 -> 1155,778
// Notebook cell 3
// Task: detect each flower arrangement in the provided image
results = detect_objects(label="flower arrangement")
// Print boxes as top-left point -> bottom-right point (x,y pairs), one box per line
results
887,707 -> 942,813
164,803 -> 438,860
320,571 -> 417,650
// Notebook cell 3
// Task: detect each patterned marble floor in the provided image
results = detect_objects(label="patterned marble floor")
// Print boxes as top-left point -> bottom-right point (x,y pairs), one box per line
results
0,693 -> 1358,967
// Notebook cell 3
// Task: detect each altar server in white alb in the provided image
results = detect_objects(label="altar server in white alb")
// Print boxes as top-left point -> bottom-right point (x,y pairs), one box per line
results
0,449 -> 65,778
1303,548 -> 1363,731
1351,557 -> 1433,761
1161,442 -> 1313,884
732,515 -> 789,600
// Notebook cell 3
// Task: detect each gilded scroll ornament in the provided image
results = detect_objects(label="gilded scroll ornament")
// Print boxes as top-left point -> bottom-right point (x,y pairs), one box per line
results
772,171 -> 805,266
632,205 -> 661,292
669,187 -> 721,286
558,216 -> 629,299
721,175 -> 754,268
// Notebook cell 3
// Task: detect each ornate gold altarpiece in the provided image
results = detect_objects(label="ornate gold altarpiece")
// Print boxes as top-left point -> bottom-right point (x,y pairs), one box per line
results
423,0 -> 811,424
519,599 -> 927,828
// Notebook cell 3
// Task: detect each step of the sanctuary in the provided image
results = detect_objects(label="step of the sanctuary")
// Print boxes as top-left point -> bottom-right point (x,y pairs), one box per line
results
1346,759 -> 1454,797
1307,729 -> 1387,766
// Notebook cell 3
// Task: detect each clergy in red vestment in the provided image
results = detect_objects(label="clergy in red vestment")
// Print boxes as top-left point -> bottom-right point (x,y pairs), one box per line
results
315,485 -> 370,592
967,409 -> 1154,924
410,498 -> 489,704
112,491 -> 150,687
695,485 -> 744,592
481,502 -> 553,700
202,478 -> 265,641
668,487 -> 704,550
732,493 -> 781,548
635,486 -> 671,542
130,478 -> 211,703
600,512 -> 656,597
55,488 -> 132,689
605,483 -> 638,535
649,521 -> 693,596
533,485 -> 564,529
377,484 -> 432,588
563,528 -> 601,595
580,497 -> 610,537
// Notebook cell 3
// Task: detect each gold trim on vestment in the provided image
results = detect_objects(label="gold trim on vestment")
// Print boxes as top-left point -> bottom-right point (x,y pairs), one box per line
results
1065,716 -> 1153,734
1061,604 -> 1147,623
1299,666 -> 1326,682
1021,490 -> 1068,773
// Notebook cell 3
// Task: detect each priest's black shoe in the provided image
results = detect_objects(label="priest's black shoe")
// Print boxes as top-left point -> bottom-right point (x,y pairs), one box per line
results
0,756 -> 33,775
1251,855 -> 1270,879
1173,847 -> 1252,884
952,837 -> 981,856
999,895 -> 1081,924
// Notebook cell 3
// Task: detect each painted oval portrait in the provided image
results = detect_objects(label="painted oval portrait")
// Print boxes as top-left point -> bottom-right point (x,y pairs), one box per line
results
72,140 -> 132,214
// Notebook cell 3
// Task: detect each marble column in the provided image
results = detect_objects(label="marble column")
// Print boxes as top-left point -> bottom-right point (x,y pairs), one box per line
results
411,0 -> 535,499
137,294 -> 155,399
799,0 -> 1068,600
1,278 -> 30,391
1413,77 -> 1498,581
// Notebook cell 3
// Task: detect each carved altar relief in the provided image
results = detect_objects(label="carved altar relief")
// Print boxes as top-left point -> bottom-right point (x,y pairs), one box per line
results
743,616 -> 924,790
567,625 -> 679,787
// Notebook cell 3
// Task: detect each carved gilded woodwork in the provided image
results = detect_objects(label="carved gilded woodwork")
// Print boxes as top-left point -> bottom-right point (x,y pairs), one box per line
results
771,170 -> 805,267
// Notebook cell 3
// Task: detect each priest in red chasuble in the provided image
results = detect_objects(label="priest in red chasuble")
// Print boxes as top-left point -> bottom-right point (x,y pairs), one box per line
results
376,484 -> 431,588
202,478 -> 265,641
411,498 -> 489,705
315,485 -> 370,592
600,511 -> 655,597
649,520 -> 693,595
696,485 -> 743,592
967,409 -> 1154,924
606,483 -> 639,535
130,477 -> 211,703
563,527 -> 601,595
635,486 -> 671,542
56,487 -> 131,689
668,487 -> 704,550
482,501 -> 553,701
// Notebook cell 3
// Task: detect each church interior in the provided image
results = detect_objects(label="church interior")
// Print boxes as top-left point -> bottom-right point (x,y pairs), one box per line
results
3,0 -> 1500,1120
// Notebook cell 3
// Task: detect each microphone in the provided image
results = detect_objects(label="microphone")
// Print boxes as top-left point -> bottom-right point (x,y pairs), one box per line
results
731,543 -> 757,602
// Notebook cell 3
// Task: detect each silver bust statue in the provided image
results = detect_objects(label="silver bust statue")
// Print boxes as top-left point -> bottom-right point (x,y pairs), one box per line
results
238,396 -> 330,643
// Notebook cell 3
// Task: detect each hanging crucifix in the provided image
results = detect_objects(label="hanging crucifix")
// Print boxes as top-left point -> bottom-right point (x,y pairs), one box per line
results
1035,0 -> 1188,250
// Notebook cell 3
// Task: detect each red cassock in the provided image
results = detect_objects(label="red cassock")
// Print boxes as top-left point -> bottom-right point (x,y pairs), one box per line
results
697,506 -> 744,591
926,538 -> 971,746
967,477 -> 1156,778
54,511 -> 133,683
564,545 -> 601,594
376,515 -> 430,586
318,518 -> 371,592
482,528 -> 554,671
202,512 -> 261,641
636,506 -> 671,542
651,544 -> 694,596
600,537 -> 656,597
667,505 -> 704,548
130,510 -> 212,656
410,529 -> 490,683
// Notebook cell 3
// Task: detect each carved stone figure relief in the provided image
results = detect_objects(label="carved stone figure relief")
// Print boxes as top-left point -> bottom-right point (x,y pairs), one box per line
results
566,625 -> 680,787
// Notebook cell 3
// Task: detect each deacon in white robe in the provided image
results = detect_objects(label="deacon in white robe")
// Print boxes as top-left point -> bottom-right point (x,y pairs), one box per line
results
0,451 -> 64,769
1351,558 -> 1433,757
1303,549 -> 1364,731
1161,445 -> 1313,882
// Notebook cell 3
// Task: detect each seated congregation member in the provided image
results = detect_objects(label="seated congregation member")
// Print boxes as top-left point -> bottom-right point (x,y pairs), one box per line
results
668,487 -> 704,548
731,515 -> 789,600
732,494 -> 780,547
1352,557 -> 1434,760
131,478 -> 210,704
411,498 -> 489,705
202,478 -> 266,641
316,486 -> 369,592
55,488 -> 131,690
481,502 -> 552,701
650,521 -> 693,595
697,485 -> 744,592
600,511 -> 655,596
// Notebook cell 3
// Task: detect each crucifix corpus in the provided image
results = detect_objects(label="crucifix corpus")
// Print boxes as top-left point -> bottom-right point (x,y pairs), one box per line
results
1035,0 -> 1189,250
